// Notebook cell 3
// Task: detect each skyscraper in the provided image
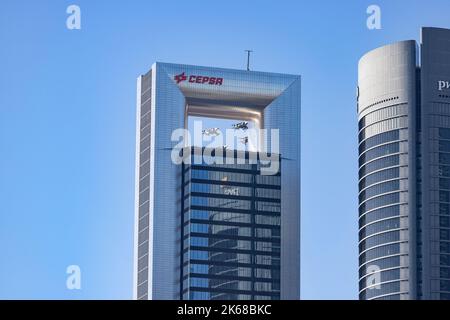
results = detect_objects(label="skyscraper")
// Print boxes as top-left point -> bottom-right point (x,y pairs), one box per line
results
357,27 -> 450,300
134,63 -> 301,300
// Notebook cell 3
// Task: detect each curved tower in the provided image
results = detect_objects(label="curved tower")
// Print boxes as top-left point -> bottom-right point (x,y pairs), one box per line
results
357,41 -> 418,300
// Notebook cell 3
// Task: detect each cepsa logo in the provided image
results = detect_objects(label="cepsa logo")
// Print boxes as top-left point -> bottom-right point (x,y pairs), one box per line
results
174,72 -> 223,86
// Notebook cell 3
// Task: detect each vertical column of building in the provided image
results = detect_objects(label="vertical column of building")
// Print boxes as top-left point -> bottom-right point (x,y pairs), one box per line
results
357,41 -> 417,300
134,70 -> 152,300
264,76 -> 301,300
420,27 -> 450,300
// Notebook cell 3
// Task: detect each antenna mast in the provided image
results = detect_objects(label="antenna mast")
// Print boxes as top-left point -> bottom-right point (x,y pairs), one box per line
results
245,50 -> 253,71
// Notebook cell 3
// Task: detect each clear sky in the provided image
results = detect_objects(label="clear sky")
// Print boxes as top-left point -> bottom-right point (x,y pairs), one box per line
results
1,0 -> 450,300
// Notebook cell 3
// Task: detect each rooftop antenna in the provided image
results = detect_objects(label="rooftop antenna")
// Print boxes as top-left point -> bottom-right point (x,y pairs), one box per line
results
245,50 -> 253,71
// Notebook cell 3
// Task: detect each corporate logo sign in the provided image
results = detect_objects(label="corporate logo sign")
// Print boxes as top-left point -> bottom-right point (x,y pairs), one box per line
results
438,80 -> 450,91
174,72 -> 223,86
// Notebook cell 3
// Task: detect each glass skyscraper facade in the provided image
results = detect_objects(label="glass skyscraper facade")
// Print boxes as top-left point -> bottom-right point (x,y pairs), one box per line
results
181,148 -> 281,300
133,62 -> 301,300
357,27 -> 450,300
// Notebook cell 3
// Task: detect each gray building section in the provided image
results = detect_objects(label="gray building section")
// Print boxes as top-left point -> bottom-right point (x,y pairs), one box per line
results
134,63 -> 301,300
357,27 -> 450,300
420,27 -> 450,299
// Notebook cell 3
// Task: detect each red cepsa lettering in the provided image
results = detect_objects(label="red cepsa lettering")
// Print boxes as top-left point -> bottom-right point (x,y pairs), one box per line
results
188,75 -> 223,85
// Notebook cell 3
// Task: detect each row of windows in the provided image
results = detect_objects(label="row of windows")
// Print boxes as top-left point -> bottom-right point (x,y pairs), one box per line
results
439,241 -> 450,254
188,197 -> 251,210
440,293 -> 450,300
440,203 -> 450,216
440,140 -> 450,153
440,191 -> 450,204
359,243 -> 400,266
187,168 -> 281,185
359,168 -> 400,191
358,104 -> 405,132
359,268 -> 401,291
184,250 -> 280,266
359,218 -> 401,240
185,236 -> 280,253
359,256 -> 401,279
185,265 -> 281,281
441,255 -> 450,267
441,280 -> 450,292
186,291 -> 277,300
187,210 -> 250,223
256,188 -> 281,199
359,155 -> 399,178
359,230 -> 400,253
439,128 -> 450,140
183,250 -> 280,266
257,202 -> 281,213
440,216 -> 450,228
186,277 -> 281,292
358,116 -> 407,143
186,251 -> 246,264
202,279 -> 278,292
186,237 -> 250,250
190,183 -> 253,197
186,263 -> 280,280
359,193 -> 400,215
189,170 -> 253,184
359,180 -> 400,204
186,291 -> 278,300
188,183 -> 281,199
359,130 -> 400,154
190,161 -> 255,170
256,175 -> 281,186
187,197 -> 281,213
359,205 -> 400,226
360,281 -> 401,300
185,210 -> 281,226
185,223 -> 280,238
187,277 -> 251,290
439,166 -> 450,178
359,143 -> 400,167
441,229 -> 450,241
440,153 -> 450,165
186,224 -> 250,236
440,267 -> 450,279
440,178 -> 450,190
373,294 -> 401,300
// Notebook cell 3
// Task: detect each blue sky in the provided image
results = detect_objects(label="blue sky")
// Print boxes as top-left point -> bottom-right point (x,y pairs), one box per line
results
1,0 -> 450,300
